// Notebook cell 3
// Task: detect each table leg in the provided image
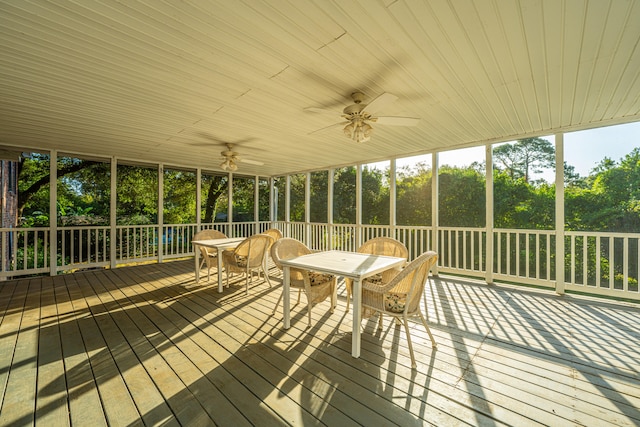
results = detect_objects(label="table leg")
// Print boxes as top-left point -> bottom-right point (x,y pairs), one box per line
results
194,246 -> 200,283
283,266 -> 291,329
217,247 -> 224,293
351,278 -> 362,357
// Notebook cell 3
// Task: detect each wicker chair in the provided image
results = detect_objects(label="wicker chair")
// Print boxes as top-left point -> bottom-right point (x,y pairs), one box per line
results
361,251 -> 438,368
345,237 -> 409,312
270,238 -> 337,327
221,234 -> 274,294
193,228 -> 228,281
260,228 -> 283,273
261,228 -> 283,243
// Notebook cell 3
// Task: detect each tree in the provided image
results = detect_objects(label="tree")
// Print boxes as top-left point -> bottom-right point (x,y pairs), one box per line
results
493,138 -> 555,183
333,167 -> 356,224
396,162 -> 432,226
362,166 -> 389,225
202,174 -> 228,223
310,171 -> 328,223
438,165 -> 485,227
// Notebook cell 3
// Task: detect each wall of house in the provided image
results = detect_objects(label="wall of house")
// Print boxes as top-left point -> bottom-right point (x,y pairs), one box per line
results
0,160 -> 19,272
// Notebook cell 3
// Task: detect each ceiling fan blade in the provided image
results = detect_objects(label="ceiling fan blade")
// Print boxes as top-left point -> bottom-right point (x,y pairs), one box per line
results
308,121 -> 349,135
188,142 -> 218,147
373,116 -> 420,126
239,158 -> 265,165
363,92 -> 398,115
304,107 -> 339,116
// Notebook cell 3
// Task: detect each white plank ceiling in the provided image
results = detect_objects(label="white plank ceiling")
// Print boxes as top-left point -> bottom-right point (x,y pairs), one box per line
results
1,0 -> 639,176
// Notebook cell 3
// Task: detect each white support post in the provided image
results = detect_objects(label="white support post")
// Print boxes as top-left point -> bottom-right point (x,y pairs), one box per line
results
285,175 -> 290,236
485,144 -> 494,284
228,173 -> 233,236
158,164 -> 164,263
196,168 -> 202,231
432,152 -> 439,274
254,175 -> 259,234
328,169 -> 334,250
49,150 -> 57,276
269,177 -> 274,225
110,157 -> 117,268
356,164 -> 362,248
389,159 -> 397,238
305,172 -> 311,246
555,133 -> 566,295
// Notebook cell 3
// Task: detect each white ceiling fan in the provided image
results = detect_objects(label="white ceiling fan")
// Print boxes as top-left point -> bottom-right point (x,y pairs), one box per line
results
305,92 -> 420,143
218,143 -> 264,171
189,133 -> 265,171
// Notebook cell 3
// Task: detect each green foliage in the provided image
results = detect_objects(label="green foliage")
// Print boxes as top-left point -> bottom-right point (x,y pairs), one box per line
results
566,148 -> 640,232
116,164 -> 158,225
333,167 -> 356,224
438,165 -> 486,227
289,174 -> 306,222
396,162 -> 432,226
258,178 -> 270,221
164,168 -> 196,224
232,176 -> 255,222
201,174 -> 228,223
362,166 -> 390,225
310,171 -> 328,223
494,171 -> 554,229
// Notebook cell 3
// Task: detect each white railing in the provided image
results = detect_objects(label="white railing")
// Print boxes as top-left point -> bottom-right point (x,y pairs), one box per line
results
58,226 -> 110,272
436,227 -> 487,278
0,227 -> 49,277
565,231 -> 640,297
492,228 -> 556,288
115,225 -> 158,263
161,224 -> 199,260
395,226 -> 433,262
3,221 -> 638,301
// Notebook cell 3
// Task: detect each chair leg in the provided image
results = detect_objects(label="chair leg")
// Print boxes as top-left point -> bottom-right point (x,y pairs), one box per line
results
263,260 -> 272,287
418,312 -> 437,348
401,316 -> 418,369
378,312 -> 384,330
273,289 -> 284,314
296,289 -> 302,304
263,266 -> 272,287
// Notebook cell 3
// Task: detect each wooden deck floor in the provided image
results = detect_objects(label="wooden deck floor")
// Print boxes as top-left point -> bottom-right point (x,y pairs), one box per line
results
0,259 -> 639,426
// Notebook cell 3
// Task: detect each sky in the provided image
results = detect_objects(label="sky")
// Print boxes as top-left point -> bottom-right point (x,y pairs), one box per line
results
368,121 -> 640,182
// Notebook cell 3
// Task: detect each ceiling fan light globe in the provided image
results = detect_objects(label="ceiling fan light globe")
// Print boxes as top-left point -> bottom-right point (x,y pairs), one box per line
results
343,123 -> 355,138
362,123 -> 373,137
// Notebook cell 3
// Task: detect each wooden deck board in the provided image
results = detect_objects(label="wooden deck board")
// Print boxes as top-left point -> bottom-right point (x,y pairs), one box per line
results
35,276 -> 70,427
0,279 -> 40,427
0,259 -> 639,426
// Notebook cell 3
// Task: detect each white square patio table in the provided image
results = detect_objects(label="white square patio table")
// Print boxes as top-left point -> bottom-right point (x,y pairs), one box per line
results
279,250 -> 406,358
192,237 -> 245,292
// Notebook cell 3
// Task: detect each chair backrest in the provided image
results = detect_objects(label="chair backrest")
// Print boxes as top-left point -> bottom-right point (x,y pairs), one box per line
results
270,238 -> 311,269
261,228 -> 283,242
193,229 -> 228,258
385,251 -> 438,313
358,237 -> 408,260
234,234 -> 273,268
193,229 -> 227,241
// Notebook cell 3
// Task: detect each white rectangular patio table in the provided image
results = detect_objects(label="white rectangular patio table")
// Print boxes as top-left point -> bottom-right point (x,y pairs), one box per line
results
279,250 -> 406,358
192,237 -> 244,292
